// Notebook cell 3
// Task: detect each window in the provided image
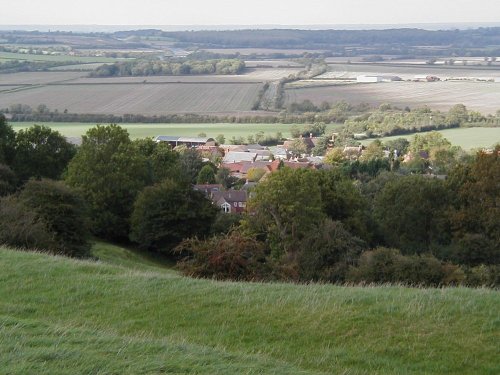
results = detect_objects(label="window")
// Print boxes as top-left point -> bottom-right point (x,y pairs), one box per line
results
221,202 -> 231,213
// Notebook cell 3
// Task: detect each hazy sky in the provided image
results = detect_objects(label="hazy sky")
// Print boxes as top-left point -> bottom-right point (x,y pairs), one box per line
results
2,0 -> 500,26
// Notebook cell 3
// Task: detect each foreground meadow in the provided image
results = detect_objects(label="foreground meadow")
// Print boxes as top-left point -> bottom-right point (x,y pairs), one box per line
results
0,245 -> 498,374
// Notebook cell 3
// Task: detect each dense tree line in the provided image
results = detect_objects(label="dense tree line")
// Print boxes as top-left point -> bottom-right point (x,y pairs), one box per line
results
0,60 -> 73,73
163,28 -> 500,56
90,58 -> 245,77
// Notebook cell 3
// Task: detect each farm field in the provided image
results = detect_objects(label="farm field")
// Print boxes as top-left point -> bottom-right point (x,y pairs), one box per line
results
0,51 -> 121,63
48,62 -> 111,71
0,71 -> 86,85
0,82 -> 264,114
285,81 -> 500,114
244,60 -> 303,68
361,127 -> 500,150
1,246 -> 499,374
11,122 -> 343,139
323,63 -> 500,80
203,48 -> 328,55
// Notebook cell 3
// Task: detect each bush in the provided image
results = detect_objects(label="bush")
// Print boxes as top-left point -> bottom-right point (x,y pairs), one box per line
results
348,247 -> 448,286
0,195 -> 56,251
464,265 -> 500,287
175,231 -> 272,281
296,219 -> 367,282
129,179 -> 217,254
0,163 -> 17,196
17,179 -> 91,257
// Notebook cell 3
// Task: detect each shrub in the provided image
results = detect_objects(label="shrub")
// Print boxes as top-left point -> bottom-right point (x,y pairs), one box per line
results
17,179 -> 91,257
0,195 -> 56,251
296,219 -> 367,283
465,265 -> 500,287
0,163 -> 17,196
394,254 -> 444,286
348,247 -> 448,286
129,179 -> 217,254
175,231 -> 272,281
348,247 -> 402,284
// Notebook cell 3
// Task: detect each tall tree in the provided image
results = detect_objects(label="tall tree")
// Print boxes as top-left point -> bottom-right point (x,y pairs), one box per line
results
13,125 -> 76,181
65,125 -> 148,240
130,179 -> 217,254
0,114 -> 16,166
373,175 -> 451,254
247,168 -> 324,256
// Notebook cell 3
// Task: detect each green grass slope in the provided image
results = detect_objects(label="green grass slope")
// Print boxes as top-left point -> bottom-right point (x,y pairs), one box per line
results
1,246 -> 499,374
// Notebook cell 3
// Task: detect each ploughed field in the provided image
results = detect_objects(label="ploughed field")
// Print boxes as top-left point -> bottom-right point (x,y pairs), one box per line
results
285,81 -> 500,114
0,245 -> 499,374
0,82 -> 264,114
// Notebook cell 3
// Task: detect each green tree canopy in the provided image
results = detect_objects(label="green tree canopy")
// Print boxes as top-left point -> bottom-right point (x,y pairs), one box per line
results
197,164 -> 216,184
130,179 -> 218,254
18,179 -> 91,257
247,168 -> 324,256
65,125 -> 148,240
373,175 -> 451,254
0,114 -> 16,165
13,125 -> 76,181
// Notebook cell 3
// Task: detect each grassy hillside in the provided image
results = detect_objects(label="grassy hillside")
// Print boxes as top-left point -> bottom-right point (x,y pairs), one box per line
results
1,245 -> 499,374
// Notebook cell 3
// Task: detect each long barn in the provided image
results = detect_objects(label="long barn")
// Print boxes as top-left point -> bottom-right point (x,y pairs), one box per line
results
154,136 -> 216,148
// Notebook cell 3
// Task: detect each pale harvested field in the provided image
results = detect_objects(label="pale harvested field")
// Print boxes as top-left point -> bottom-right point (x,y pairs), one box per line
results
203,48 -> 328,55
285,81 -> 500,114
49,63 -> 110,71
0,71 -> 86,85
0,86 -> 22,93
67,68 -> 302,84
242,68 -> 303,80
325,63 -> 500,80
0,83 -> 263,114
244,60 -> 303,68
68,75 -> 264,84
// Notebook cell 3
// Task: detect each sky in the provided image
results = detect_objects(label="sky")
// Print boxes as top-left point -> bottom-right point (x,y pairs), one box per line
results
2,0 -> 500,27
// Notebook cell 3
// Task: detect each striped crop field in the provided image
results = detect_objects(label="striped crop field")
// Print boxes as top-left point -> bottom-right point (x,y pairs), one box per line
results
0,82 -> 264,115
285,81 -> 500,114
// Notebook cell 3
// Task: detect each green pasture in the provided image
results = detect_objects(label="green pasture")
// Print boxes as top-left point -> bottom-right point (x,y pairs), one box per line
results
11,122 -> 343,140
0,245 -> 498,374
362,127 -> 500,150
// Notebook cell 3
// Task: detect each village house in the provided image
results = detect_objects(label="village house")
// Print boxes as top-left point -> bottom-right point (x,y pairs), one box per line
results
211,190 -> 248,213
192,184 -> 224,197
